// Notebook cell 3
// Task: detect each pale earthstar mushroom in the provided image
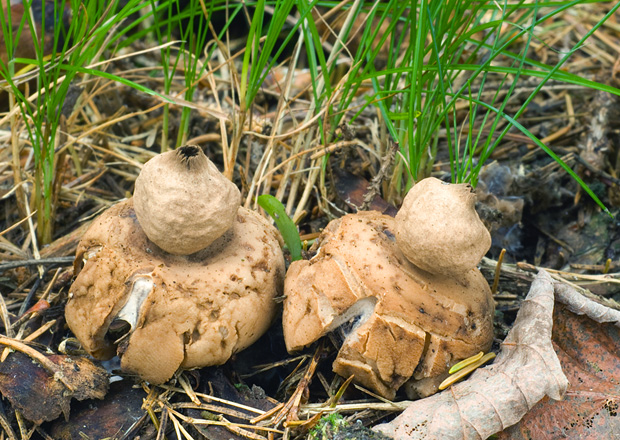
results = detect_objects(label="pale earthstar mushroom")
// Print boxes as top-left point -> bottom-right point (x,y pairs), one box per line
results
282,178 -> 494,400
65,147 -> 285,384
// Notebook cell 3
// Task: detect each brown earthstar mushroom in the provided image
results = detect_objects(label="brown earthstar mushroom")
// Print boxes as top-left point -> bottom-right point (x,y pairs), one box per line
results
133,145 -> 241,255
65,149 -> 284,384
282,179 -> 494,400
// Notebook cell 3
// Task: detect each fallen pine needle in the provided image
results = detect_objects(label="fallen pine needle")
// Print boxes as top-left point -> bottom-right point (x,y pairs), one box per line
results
439,352 -> 497,391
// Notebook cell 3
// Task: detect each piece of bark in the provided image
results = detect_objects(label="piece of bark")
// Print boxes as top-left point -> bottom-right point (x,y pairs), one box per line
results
0,351 -> 108,424
50,380 -> 146,440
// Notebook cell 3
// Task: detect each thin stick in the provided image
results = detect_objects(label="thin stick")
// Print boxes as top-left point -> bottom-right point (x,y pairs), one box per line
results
155,406 -> 169,440
516,261 -> 620,285
170,408 -> 283,436
0,293 -> 14,339
273,346 -> 322,426
23,320 -> 57,343
0,211 -> 36,237
14,410 -> 27,440
0,257 -> 74,271
492,248 -> 506,295
178,373 -> 201,406
19,266 -> 60,317
172,402 -> 258,421
163,387 -> 265,415
250,403 -> 285,424
39,267 -> 62,303
299,400 -> 409,416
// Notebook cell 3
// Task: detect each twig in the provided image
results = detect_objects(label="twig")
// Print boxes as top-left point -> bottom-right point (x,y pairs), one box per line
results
178,373 -> 201,406
14,410 -> 27,440
173,402 -> 258,421
22,192 -> 43,278
0,256 -> 75,271
0,293 -> 14,339
492,248 -> 506,295
118,413 -> 150,439
272,346 -> 322,427
218,414 -> 269,440
573,153 -> 620,186
0,211 -> 36,237
155,406 -> 169,440
516,261 -> 620,285
35,426 -> 55,440
571,261 -> 620,272
163,387 -> 266,415
169,407 -> 283,438
22,320 -> 57,343
17,274 -> 45,318
299,400 -> 409,416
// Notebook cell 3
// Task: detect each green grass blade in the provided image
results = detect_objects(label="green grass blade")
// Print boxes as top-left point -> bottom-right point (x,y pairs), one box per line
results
258,195 -> 303,261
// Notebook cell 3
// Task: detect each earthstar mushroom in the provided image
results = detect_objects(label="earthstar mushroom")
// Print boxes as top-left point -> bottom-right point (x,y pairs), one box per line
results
65,147 -> 284,384
282,178 -> 494,399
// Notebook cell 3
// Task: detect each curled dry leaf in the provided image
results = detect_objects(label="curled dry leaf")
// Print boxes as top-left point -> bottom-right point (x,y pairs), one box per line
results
374,270 -> 568,440
0,350 -> 108,424
553,282 -> 620,325
497,281 -> 620,439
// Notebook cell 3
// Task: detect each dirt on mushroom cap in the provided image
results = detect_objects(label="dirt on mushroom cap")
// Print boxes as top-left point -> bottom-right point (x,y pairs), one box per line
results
283,211 -> 494,399
65,199 -> 285,384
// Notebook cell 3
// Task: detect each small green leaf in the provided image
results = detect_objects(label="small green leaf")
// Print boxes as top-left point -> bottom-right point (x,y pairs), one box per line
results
257,195 -> 303,261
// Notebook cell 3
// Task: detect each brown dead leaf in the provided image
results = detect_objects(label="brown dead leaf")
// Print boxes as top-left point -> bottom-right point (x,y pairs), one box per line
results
0,350 -> 108,424
554,282 -> 620,325
374,270 -> 568,440
497,287 -> 620,439
333,168 -> 398,216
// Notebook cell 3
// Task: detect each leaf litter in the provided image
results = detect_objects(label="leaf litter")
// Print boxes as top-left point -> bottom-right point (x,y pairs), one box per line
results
498,286 -> 620,439
1,2 -> 620,439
